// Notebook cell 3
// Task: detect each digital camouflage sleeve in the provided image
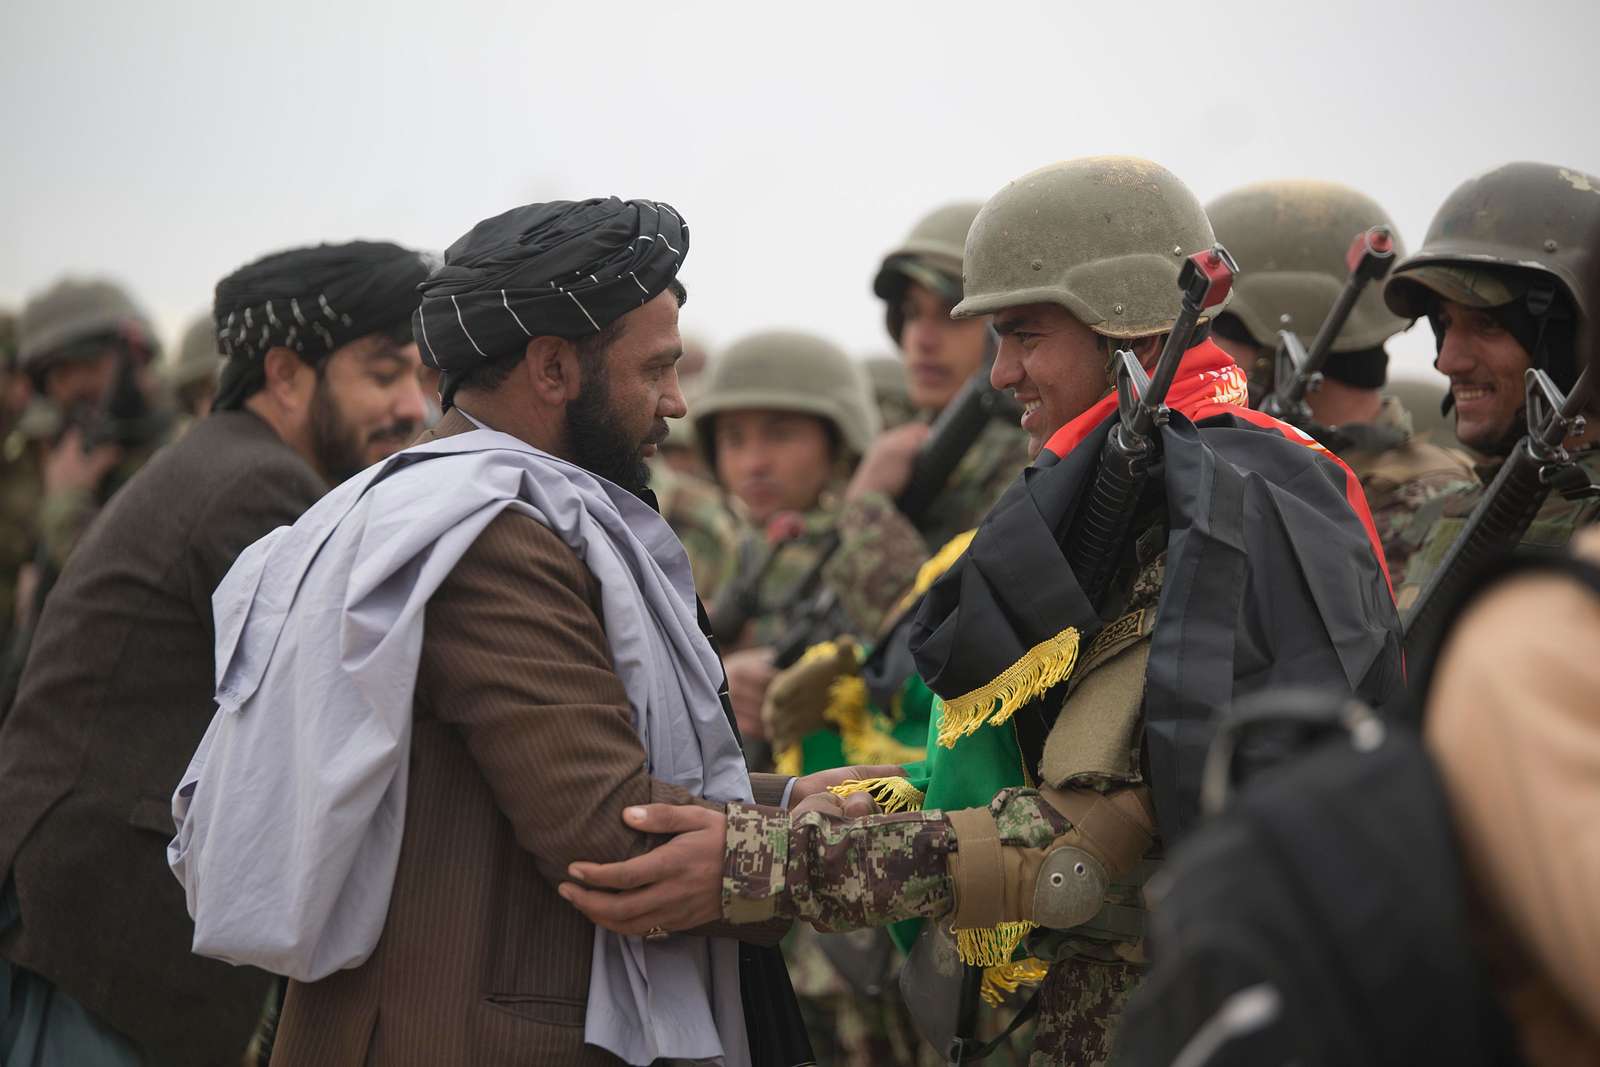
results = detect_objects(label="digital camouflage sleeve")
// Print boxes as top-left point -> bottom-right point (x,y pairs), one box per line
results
721,787 -> 1068,930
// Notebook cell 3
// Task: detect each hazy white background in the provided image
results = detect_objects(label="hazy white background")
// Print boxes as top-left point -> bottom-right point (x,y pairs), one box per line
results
3,0 -> 1596,380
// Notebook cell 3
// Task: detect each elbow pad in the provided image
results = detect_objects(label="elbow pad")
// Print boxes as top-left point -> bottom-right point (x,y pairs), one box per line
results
947,785 -> 1155,932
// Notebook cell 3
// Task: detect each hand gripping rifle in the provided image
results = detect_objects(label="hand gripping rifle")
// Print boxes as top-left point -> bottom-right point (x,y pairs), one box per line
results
1063,246 -> 1238,611
1257,226 -> 1397,428
1402,366 -> 1596,659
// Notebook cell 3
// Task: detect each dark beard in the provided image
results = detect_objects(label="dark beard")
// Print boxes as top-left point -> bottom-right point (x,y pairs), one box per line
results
307,376 -> 416,484
308,379 -> 368,483
565,362 -> 657,496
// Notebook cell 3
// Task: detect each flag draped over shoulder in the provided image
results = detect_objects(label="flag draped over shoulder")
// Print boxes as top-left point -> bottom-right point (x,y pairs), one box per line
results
842,342 -> 1403,972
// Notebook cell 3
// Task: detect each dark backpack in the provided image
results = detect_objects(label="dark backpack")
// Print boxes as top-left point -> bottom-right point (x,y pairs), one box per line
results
1114,550 -> 1600,1067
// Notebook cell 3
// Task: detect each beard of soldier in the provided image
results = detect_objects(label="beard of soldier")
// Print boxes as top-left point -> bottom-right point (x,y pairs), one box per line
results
989,302 -> 1161,458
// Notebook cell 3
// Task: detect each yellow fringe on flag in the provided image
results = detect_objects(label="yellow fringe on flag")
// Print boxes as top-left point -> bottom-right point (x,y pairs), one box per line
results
828,775 -> 926,814
935,627 -> 1081,748
955,921 -> 1037,967
980,957 -> 1052,1006
795,639 -> 846,669
823,675 -> 927,768
890,529 -> 978,619
773,744 -> 803,778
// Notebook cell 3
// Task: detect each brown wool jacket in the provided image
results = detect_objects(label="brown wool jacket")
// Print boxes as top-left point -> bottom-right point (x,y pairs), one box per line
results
272,410 -> 789,1067
0,410 -> 328,1065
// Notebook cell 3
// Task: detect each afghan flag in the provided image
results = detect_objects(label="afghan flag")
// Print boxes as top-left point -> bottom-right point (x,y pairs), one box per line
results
840,341 -> 1404,975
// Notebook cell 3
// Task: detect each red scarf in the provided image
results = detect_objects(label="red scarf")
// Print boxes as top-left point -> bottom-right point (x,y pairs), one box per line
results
1042,340 -> 1393,592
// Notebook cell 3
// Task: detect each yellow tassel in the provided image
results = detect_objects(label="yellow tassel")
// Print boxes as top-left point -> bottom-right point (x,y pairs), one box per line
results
980,957 -> 1051,1006
954,921 -> 1036,967
829,775 -> 925,814
822,675 -> 926,769
935,627 -> 1081,749
773,744 -> 802,778
891,529 -> 978,619
795,639 -> 845,668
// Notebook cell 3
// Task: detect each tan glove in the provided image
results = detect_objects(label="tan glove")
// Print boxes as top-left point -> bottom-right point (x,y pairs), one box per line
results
760,638 -> 859,752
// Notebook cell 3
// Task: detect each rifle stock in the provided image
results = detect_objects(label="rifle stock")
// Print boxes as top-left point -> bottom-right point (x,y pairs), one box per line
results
1402,366 -> 1594,658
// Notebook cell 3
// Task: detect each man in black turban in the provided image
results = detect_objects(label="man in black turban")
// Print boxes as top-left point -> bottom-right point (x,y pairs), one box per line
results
225,198 -> 812,1067
413,197 -> 690,493
214,240 -> 432,480
0,240 -> 431,1066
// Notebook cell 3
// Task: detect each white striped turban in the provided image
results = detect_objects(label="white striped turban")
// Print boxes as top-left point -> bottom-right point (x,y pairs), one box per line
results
413,197 -> 689,395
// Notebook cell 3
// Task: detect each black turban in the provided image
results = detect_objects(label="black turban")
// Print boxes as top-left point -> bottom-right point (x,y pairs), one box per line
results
413,198 -> 688,402
212,241 -> 431,412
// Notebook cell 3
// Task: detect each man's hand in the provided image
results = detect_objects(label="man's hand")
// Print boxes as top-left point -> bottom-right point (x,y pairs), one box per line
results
43,428 -> 122,495
723,646 -> 777,740
844,422 -> 931,503
788,763 -> 902,817
559,804 -> 726,936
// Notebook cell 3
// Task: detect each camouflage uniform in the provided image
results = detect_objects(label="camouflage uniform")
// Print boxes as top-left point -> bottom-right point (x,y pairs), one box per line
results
1331,394 -> 1477,578
648,457 -> 739,602
724,787 -> 1136,1067
1394,445 -> 1600,613
1379,161 -> 1600,609
723,502 -> 854,649
824,418 -> 1029,638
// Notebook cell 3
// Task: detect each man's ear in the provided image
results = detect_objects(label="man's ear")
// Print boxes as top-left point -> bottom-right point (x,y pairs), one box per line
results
262,346 -> 314,410
520,335 -> 583,406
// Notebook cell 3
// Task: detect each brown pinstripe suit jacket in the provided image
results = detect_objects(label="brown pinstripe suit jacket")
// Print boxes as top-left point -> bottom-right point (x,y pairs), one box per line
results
272,411 -> 789,1066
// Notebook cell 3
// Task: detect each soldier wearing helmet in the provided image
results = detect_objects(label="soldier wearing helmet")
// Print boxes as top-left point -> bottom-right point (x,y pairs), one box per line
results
559,157 -> 1402,1065
1387,162 -> 1600,610
693,330 -> 877,721
824,202 -> 1031,639
1,279 -> 174,692
167,313 -> 224,425
1206,179 -> 1476,576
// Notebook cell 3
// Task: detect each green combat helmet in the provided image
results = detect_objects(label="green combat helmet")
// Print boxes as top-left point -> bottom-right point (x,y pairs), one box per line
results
168,313 -> 223,399
954,156 -> 1221,337
1384,161 -> 1600,393
691,330 -> 880,472
17,277 -> 156,386
1208,180 -> 1410,393
873,201 -> 983,343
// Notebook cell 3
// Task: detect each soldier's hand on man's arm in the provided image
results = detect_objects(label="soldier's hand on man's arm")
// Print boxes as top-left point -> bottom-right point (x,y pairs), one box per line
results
844,422 -> 931,502
559,804 -> 726,936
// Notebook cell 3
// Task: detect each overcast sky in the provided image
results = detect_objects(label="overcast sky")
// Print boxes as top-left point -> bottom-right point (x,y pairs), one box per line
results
4,0 -> 1596,380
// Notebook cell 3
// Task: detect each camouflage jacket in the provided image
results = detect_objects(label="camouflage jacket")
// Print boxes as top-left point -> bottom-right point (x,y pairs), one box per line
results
649,459 -> 740,602
1394,444 -> 1600,614
719,501 -> 854,650
725,787 -> 1134,1066
1327,395 -> 1477,580
824,417 -> 1030,637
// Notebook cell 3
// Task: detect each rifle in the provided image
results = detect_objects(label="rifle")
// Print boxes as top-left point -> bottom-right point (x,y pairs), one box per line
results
1063,246 -> 1238,610
1257,226 -> 1397,428
708,512 -> 807,646
895,331 -> 1016,523
1402,366 -> 1596,659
